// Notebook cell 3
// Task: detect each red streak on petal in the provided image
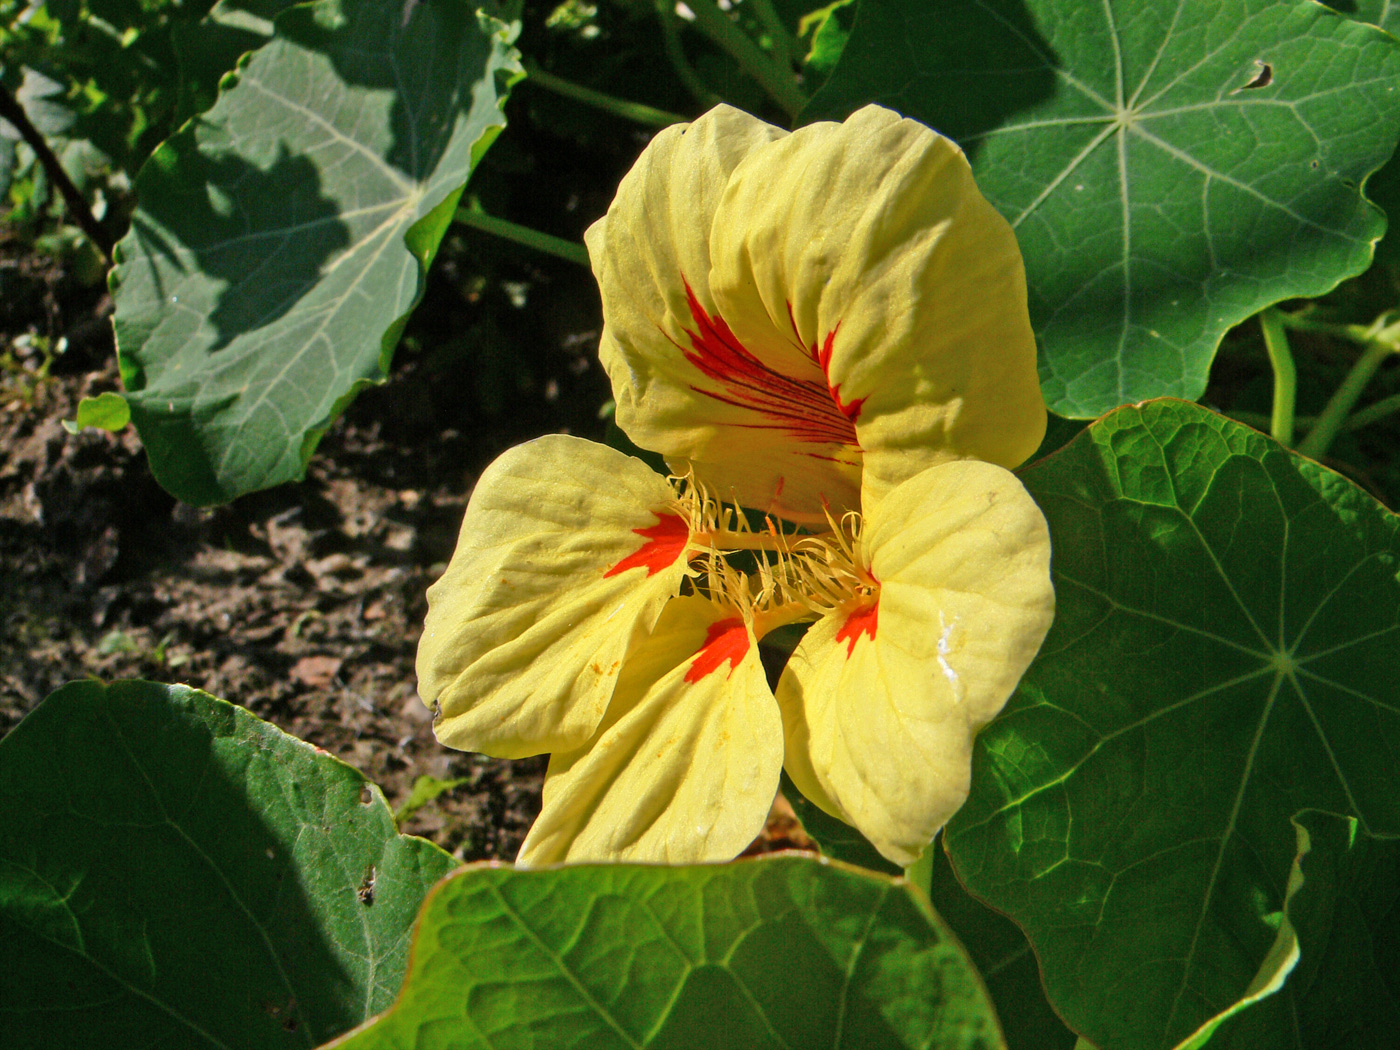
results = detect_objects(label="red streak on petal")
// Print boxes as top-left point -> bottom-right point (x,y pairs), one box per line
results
835,598 -> 879,658
604,512 -> 690,578
675,282 -> 860,449
685,616 -> 750,683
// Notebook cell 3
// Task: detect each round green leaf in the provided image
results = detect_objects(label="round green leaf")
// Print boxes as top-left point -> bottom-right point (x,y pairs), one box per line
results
326,855 -> 1006,1050
111,0 -> 521,505
0,681 -> 457,1049
804,0 -> 1400,417
945,400 -> 1400,1049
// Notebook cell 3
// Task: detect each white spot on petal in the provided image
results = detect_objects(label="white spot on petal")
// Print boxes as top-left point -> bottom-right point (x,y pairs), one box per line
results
938,613 -> 965,703
605,602 -> 626,623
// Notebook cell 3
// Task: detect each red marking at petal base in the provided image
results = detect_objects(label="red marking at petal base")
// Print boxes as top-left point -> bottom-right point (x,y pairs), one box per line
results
675,281 -> 860,448
685,616 -> 750,682
835,598 -> 878,658
604,513 -> 690,578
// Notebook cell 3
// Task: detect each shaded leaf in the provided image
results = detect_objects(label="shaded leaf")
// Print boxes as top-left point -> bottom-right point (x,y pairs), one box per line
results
0,680 -> 457,1049
1210,810 -> 1400,1049
945,400 -> 1400,1049
805,0 -> 1400,417
327,855 -> 1006,1050
112,0 -> 521,504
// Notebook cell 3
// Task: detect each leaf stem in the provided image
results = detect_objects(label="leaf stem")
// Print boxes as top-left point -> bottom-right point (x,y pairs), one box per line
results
749,0 -> 800,71
655,2 -> 723,108
903,844 -> 934,899
1275,312 -> 1382,344
523,61 -> 686,128
0,77 -> 114,263
1346,390 -> 1400,431
1296,341 -> 1394,460
1258,308 -> 1296,446
685,0 -> 809,118
454,206 -> 591,267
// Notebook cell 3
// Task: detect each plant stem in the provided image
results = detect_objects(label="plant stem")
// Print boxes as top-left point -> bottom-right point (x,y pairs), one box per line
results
523,61 -> 686,128
1346,390 -> 1400,431
0,77 -> 114,262
1296,341 -> 1394,460
903,844 -> 934,899
685,0 -> 809,118
454,207 -> 591,267
655,2 -> 723,108
1276,312 -> 1383,344
1258,308 -> 1297,447
749,0 -> 800,72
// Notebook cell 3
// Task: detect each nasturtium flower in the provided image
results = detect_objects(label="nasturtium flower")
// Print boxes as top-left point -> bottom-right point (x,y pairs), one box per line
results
587,103 -> 1045,523
419,102 -> 1058,870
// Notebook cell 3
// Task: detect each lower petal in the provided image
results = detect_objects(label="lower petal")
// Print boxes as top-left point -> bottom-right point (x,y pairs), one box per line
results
518,596 -> 782,866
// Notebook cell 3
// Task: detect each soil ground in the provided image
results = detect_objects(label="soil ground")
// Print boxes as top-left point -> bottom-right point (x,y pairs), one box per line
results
0,229 -> 605,860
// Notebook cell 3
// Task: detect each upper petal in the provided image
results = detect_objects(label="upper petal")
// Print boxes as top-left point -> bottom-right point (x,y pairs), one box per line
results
777,459 -> 1054,865
417,435 -> 691,759
710,104 -> 1046,515
517,596 -> 783,866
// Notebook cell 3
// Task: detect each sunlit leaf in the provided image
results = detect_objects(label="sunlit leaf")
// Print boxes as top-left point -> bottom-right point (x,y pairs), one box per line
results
805,0 -> 1400,417
946,400 -> 1400,1049
112,0 -> 521,504
62,390 -> 131,433
0,681 -> 457,1049
327,855 -> 1007,1050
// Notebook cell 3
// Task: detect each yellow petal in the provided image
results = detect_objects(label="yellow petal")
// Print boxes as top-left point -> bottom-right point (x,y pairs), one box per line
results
417,435 -> 691,759
586,105 -> 798,505
517,596 -> 782,866
710,104 -> 1046,516
777,460 -> 1053,865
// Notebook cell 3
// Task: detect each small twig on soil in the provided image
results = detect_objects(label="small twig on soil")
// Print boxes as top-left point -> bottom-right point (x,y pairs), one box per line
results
0,77 -> 115,264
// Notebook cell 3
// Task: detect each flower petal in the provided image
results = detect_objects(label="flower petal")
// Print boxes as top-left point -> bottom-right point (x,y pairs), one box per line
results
517,596 -> 782,865
777,460 -> 1054,865
586,106 -> 798,502
710,105 -> 1046,515
417,435 -> 690,759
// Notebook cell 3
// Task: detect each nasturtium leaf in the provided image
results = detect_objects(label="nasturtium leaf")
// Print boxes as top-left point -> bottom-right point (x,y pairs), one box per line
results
805,0 -> 1400,417
0,681 -> 457,1049
1327,0 -> 1400,266
62,390 -> 131,433
1208,810 -> 1400,1049
926,844 -> 1079,1050
171,0 -> 303,121
326,855 -> 1007,1050
945,400 -> 1400,1050
112,0 -> 521,505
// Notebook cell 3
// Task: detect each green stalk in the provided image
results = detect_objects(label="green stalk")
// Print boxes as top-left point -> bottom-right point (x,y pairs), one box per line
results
1346,390 -> 1400,431
1258,308 -> 1297,447
903,844 -> 934,899
686,0 -> 809,118
1296,341 -> 1394,460
750,0 -> 800,72
454,207 -> 591,267
524,61 -> 686,128
655,1 -> 723,108
1275,313 -> 1381,344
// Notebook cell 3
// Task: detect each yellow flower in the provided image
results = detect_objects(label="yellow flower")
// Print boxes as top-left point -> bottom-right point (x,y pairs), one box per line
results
587,103 -> 1045,523
417,103 -> 1056,869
